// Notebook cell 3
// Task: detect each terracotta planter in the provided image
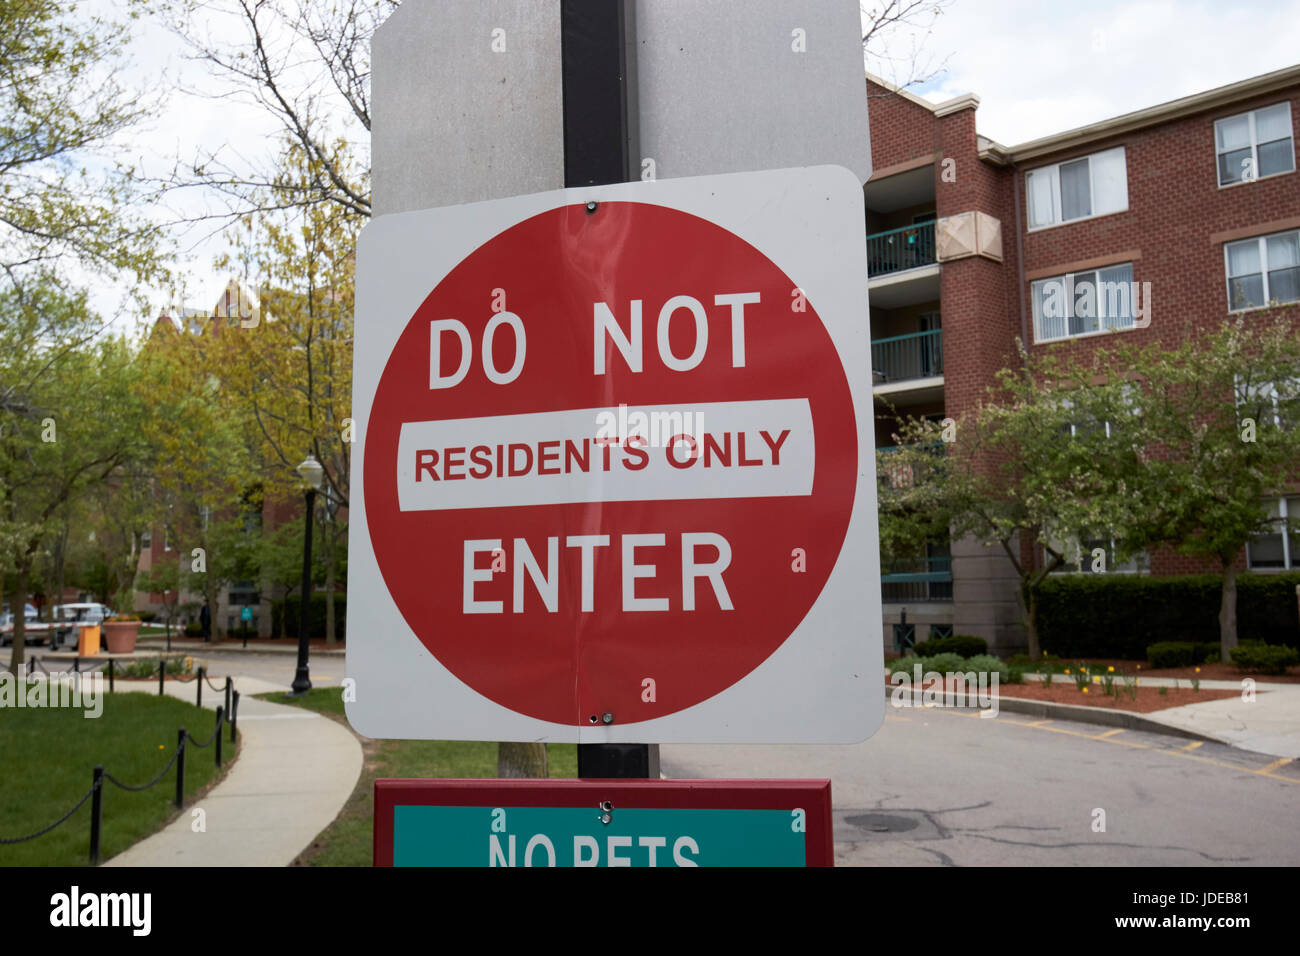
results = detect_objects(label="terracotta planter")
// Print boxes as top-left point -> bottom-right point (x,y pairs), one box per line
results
101,620 -> 140,654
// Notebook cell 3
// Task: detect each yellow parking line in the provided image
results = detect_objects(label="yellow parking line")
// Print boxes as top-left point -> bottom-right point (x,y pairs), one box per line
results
1256,757 -> 1293,775
969,703 -> 1300,783
1027,719 -> 1055,727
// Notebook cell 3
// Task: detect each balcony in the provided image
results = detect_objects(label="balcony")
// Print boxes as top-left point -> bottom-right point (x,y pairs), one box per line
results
867,222 -> 936,278
871,328 -> 943,385
881,556 -> 953,603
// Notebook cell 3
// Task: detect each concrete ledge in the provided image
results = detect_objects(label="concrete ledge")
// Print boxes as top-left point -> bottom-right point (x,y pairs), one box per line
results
885,683 -> 1221,744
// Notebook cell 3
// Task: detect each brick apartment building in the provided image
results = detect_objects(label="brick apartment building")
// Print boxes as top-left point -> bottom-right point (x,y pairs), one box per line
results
866,64 -> 1300,652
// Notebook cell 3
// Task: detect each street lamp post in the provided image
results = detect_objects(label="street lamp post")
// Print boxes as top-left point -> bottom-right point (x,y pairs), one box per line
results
289,455 -> 325,697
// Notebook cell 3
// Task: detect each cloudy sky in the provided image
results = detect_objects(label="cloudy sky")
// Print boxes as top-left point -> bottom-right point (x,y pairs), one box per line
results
84,0 -> 1300,330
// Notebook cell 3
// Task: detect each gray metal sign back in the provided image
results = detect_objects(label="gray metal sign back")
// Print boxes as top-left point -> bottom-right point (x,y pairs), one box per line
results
371,0 -> 870,215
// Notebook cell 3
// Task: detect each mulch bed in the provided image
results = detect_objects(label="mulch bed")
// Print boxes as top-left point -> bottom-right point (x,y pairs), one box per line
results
993,681 -> 1243,714
1046,659 -> 1300,684
888,672 -> 1246,714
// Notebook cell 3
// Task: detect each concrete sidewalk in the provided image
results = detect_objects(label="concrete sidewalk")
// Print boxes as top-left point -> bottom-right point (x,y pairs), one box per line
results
136,638 -> 346,657
103,675 -> 362,867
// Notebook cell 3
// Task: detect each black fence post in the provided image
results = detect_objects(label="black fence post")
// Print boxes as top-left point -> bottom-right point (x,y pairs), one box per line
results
197,666 -> 204,708
74,656 -> 80,674
230,691 -> 239,744
27,656 -> 34,677
224,676 -> 232,717
107,659 -> 114,694
215,706 -> 225,768
175,728 -> 186,809
158,656 -> 165,696
89,766 -> 104,865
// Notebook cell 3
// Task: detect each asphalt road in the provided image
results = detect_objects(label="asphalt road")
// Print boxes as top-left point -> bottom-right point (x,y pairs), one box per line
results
186,648 -> 348,690
662,706 -> 1300,866
193,650 -> 1300,866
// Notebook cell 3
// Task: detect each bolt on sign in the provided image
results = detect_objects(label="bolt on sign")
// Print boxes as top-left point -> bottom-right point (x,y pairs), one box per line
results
347,165 -> 882,744
374,779 -> 834,867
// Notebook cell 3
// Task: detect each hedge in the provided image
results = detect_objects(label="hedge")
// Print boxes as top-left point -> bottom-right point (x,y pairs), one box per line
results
1037,572 -> 1300,659
271,593 -> 346,641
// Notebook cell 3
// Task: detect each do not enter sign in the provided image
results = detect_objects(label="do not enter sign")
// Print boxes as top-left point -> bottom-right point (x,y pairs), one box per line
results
348,166 -> 882,744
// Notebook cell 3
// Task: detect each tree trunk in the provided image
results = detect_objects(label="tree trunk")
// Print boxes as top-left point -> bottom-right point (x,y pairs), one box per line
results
1024,584 -> 1042,660
498,742 -> 548,779
1220,557 -> 1239,661
8,561 -> 30,672
324,515 -> 337,645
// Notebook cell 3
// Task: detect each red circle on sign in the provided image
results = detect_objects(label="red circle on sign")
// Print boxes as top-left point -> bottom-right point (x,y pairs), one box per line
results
365,201 -> 857,725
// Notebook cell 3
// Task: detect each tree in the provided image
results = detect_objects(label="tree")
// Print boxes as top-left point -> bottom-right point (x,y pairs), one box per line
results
0,0 -> 165,291
1105,320 -> 1300,659
862,0 -> 955,91
209,142 -> 359,644
0,282 -> 151,669
134,313 -> 259,641
163,0 -> 379,221
880,342 -> 1149,658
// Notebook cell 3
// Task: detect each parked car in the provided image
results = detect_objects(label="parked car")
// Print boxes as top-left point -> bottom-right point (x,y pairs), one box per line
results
52,603 -> 115,624
0,603 -> 66,648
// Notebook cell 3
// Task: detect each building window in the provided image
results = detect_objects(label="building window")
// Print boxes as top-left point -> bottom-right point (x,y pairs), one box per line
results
1216,102 -> 1295,186
1236,377 -> 1300,430
164,527 -> 173,551
1247,497 -> 1300,569
1032,263 -> 1136,341
1026,147 -> 1128,229
140,530 -> 152,549
1225,230 -> 1300,311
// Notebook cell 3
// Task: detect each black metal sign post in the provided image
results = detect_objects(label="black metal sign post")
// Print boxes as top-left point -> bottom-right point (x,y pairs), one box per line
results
561,0 -> 658,781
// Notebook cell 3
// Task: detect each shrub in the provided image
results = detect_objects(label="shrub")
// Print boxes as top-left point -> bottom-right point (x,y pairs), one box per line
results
137,611 -> 157,623
183,622 -> 203,638
913,634 -> 988,658
1229,644 -> 1299,675
1147,641 -> 1200,669
271,594 -> 346,641
1037,572 -> 1300,659
961,654 -> 1010,682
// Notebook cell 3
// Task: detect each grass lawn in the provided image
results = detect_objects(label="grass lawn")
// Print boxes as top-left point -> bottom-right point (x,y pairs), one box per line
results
0,691 -> 236,866
260,688 -> 577,866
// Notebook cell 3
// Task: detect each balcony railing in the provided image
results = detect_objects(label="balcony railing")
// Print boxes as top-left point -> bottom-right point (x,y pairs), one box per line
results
881,556 -> 953,603
871,328 -> 943,384
866,221 -> 937,278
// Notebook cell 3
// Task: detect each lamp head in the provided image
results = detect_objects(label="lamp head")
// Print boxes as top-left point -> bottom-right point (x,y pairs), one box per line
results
296,455 -> 325,492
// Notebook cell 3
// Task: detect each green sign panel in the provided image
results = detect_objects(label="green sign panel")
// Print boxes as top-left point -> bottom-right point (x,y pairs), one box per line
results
393,805 -> 808,867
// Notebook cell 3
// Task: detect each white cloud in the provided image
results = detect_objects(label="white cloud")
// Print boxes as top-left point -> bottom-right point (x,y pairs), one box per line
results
899,0 -> 1300,147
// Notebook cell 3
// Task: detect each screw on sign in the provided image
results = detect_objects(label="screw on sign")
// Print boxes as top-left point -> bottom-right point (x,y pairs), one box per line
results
350,166 -> 881,743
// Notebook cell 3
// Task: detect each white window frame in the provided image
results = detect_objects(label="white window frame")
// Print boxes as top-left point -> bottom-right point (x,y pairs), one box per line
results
1247,497 -> 1299,570
1235,376 -> 1300,429
1032,263 -> 1138,343
1215,102 -> 1296,188
1026,147 -> 1128,231
1224,229 -> 1300,312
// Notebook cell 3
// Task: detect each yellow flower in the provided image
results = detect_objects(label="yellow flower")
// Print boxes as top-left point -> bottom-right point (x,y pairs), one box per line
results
1136,665 -> 1141,670
1082,687 -> 1089,693
158,744 -> 165,750
1195,667 -> 1200,673
1064,668 -> 1071,674
1107,666 -> 1115,673
1093,676 -> 1101,683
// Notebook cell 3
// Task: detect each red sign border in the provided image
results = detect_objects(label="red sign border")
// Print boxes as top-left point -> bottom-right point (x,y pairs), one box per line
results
374,778 -> 834,867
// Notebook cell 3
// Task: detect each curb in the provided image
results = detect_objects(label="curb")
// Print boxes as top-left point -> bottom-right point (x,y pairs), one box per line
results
136,641 -> 346,658
886,683 -> 1221,745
